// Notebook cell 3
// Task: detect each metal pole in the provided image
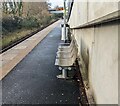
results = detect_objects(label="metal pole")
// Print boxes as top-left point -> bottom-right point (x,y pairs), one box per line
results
57,68 -> 68,79
62,69 -> 68,78
64,0 -> 66,42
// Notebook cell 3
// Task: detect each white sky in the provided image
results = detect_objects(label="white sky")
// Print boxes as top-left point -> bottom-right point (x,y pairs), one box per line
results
49,0 -> 64,8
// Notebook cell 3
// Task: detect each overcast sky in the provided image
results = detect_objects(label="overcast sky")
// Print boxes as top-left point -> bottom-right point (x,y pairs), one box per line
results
49,0 -> 64,8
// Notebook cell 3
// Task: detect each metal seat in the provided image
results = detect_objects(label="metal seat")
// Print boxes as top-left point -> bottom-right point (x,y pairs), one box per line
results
55,52 -> 77,66
56,46 -> 77,59
58,39 -> 74,51
55,37 -> 78,79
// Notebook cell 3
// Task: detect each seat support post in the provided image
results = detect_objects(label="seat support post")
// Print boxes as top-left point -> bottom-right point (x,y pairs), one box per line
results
57,68 -> 68,79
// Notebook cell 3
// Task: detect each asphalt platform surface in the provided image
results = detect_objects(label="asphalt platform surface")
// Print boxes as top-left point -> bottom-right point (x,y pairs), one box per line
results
2,25 -> 80,105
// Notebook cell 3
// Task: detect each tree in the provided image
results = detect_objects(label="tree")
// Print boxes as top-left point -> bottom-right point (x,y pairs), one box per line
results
2,0 -> 23,17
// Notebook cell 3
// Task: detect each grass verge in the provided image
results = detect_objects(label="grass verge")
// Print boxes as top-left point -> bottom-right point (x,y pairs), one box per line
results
1,28 -> 37,49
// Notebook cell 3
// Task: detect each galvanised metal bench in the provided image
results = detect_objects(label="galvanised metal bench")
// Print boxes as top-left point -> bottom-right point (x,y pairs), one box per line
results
55,38 -> 78,79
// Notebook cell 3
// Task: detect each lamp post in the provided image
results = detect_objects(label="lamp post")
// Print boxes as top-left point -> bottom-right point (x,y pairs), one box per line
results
63,0 -> 67,42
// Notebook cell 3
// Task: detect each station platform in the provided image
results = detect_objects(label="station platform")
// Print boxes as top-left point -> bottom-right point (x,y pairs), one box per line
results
1,20 -> 80,105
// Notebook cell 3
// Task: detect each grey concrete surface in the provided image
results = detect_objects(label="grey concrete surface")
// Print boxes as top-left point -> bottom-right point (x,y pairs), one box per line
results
2,25 -> 79,105
71,20 -> 118,104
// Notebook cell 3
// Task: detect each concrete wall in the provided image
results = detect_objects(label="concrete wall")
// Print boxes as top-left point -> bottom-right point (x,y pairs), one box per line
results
91,23 -> 118,104
88,1 -> 119,22
68,0 -> 88,28
68,0 -> 119,104
68,0 -> 120,28
72,21 -> 118,104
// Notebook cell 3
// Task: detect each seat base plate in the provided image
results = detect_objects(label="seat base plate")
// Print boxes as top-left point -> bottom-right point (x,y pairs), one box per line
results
56,75 -> 72,79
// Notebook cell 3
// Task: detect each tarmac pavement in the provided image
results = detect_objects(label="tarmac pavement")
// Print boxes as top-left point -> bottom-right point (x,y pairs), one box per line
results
2,23 -> 80,105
